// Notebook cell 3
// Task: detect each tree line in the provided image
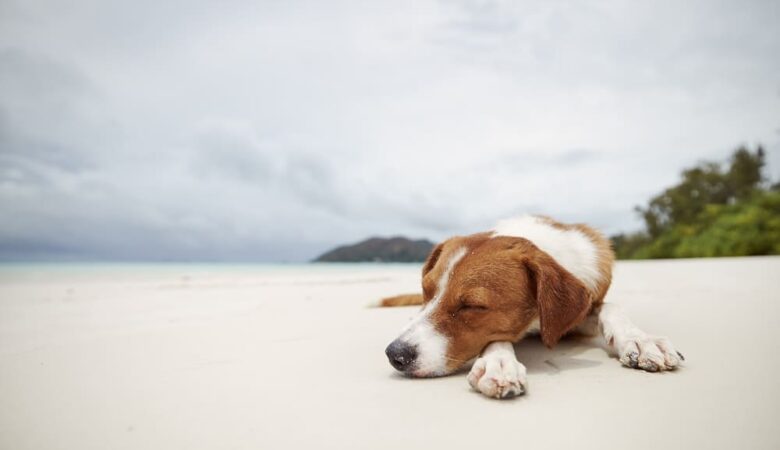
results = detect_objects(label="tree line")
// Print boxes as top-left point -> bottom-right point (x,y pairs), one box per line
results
611,146 -> 780,259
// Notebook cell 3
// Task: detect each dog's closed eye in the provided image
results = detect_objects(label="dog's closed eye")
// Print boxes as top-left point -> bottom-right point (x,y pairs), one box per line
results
458,297 -> 489,312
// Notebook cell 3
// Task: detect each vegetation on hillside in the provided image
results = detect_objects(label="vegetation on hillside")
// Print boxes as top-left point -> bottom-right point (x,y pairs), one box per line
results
313,237 -> 435,262
612,146 -> 780,259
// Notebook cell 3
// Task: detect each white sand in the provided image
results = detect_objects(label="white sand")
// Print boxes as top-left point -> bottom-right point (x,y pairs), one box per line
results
1,258 -> 779,450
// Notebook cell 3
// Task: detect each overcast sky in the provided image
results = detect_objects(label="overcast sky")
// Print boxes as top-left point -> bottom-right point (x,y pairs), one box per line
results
0,0 -> 778,262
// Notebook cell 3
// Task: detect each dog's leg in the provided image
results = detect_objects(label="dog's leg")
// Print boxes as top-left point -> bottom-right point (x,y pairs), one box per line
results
466,341 -> 527,399
377,293 -> 424,307
598,303 -> 684,372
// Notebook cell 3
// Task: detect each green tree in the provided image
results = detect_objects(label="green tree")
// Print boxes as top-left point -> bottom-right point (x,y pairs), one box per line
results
610,231 -> 651,259
635,146 -> 765,239
727,146 -> 765,198
612,145 -> 777,259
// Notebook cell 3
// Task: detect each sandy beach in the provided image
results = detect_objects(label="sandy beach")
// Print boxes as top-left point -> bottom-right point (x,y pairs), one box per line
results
1,257 -> 779,450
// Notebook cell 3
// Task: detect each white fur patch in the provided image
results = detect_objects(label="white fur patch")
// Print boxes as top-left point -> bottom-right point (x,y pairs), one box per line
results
598,303 -> 683,371
396,246 -> 467,376
492,215 -> 601,293
467,341 -> 527,398
397,320 -> 447,376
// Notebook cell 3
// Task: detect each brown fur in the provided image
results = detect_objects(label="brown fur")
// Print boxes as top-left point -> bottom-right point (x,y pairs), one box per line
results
522,246 -> 592,347
379,293 -> 424,307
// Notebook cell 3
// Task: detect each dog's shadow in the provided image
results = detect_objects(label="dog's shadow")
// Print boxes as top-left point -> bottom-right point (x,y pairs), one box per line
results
388,335 -> 608,381
513,334 -> 606,375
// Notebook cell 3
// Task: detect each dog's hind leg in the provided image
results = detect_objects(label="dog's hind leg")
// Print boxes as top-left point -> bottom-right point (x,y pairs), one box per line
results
596,303 -> 684,372
376,293 -> 424,307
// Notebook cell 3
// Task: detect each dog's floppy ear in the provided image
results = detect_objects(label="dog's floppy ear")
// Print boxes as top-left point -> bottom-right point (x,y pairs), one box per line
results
523,251 -> 592,348
422,242 -> 444,277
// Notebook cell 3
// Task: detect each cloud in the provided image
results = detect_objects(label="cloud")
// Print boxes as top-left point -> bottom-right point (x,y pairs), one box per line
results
0,0 -> 778,261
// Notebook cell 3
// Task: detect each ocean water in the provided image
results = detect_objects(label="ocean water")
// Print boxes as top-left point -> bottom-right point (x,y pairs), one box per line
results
0,262 -> 423,283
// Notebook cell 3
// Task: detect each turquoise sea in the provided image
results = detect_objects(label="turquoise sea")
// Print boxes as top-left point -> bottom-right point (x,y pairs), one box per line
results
0,262 -> 423,282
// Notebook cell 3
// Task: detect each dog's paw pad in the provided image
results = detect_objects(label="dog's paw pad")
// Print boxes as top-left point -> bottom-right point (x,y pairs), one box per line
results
618,335 -> 682,371
467,354 -> 527,399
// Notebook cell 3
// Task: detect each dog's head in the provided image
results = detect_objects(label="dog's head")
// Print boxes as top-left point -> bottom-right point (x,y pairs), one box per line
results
385,233 -> 592,377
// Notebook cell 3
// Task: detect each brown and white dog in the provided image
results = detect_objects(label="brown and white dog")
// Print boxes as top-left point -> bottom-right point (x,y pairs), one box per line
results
382,215 -> 683,399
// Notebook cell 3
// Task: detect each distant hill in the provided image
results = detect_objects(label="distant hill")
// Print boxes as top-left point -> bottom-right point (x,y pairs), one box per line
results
313,237 -> 435,262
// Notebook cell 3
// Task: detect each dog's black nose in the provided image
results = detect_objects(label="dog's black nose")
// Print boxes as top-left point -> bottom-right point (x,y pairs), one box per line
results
385,340 -> 417,372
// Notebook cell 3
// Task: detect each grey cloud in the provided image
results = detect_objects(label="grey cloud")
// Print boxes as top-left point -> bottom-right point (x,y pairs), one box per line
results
0,48 -> 92,100
187,126 -> 351,216
490,149 -> 602,173
443,0 -> 520,36
0,118 -> 93,180
0,50 -> 99,173
282,153 -> 344,211
436,0 -> 780,94
190,129 -> 274,183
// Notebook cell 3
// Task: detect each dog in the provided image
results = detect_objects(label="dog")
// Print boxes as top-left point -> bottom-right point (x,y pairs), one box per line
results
382,215 -> 683,399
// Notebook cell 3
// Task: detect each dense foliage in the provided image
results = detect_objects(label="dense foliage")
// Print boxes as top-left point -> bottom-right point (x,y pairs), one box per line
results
314,237 -> 435,262
612,146 -> 780,259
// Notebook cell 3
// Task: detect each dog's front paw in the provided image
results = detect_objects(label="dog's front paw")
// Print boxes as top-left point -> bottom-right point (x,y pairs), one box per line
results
467,353 -> 527,399
617,334 -> 684,372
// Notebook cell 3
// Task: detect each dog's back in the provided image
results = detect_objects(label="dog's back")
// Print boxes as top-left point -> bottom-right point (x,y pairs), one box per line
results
380,215 -> 615,308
